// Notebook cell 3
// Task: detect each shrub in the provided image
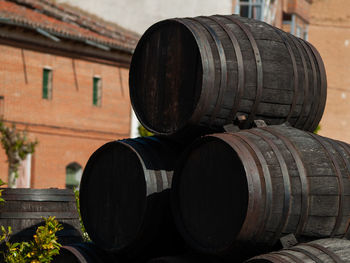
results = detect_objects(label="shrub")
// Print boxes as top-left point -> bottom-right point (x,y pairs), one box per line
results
0,217 -> 62,263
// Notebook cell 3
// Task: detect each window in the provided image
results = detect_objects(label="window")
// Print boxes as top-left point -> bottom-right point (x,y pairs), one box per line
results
42,67 -> 52,99
296,25 -> 302,38
283,13 -> 309,40
236,0 -> 264,21
66,162 -> 82,190
93,76 -> 102,106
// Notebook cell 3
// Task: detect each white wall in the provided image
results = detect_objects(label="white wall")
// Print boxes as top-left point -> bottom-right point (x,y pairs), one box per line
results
58,0 -> 233,34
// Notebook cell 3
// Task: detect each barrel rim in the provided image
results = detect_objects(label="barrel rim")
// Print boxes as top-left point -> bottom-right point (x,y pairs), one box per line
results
80,140 -> 148,252
171,133 -> 253,255
0,188 -> 76,202
1,188 -> 75,195
129,18 -> 204,136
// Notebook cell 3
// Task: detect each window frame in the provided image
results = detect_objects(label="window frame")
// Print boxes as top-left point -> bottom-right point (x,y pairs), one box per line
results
92,76 -> 102,107
42,67 -> 53,100
236,0 -> 265,21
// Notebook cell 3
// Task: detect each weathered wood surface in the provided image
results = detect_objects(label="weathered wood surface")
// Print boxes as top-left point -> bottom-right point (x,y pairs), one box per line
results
52,243 -> 119,263
130,15 -> 327,136
171,124 -> 350,258
246,238 -> 350,262
0,188 -> 82,245
80,136 -> 184,260
148,255 -> 224,263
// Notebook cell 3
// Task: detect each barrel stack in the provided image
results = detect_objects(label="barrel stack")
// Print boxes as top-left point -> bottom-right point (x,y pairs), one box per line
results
76,14 -> 350,263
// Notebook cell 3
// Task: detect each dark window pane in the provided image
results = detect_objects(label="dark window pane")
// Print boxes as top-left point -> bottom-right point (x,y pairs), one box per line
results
240,5 -> 249,17
42,68 -> 52,99
93,77 -> 102,106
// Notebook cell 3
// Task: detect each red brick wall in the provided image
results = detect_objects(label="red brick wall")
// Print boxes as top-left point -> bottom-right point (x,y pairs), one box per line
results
0,44 -> 131,188
308,0 -> 350,143
283,0 -> 311,22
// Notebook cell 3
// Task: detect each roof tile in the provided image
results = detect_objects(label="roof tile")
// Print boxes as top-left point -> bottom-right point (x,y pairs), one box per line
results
0,0 -> 140,52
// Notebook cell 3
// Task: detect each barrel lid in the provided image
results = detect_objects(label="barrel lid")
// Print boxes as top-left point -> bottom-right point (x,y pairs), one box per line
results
129,19 -> 203,135
80,141 -> 147,252
172,135 -> 248,254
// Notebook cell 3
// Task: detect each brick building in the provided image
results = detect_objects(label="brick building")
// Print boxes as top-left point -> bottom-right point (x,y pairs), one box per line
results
308,0 -> 350,143
233,0 -> 350,143
232,0 -> 311,39
0,0 -> 139,188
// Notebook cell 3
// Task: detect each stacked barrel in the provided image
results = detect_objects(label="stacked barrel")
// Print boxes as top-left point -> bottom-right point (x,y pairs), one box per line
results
74,15 -> 350,263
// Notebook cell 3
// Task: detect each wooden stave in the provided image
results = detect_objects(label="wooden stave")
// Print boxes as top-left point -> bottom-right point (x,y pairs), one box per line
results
171,125 -> 350,257
246,238 -> 350,263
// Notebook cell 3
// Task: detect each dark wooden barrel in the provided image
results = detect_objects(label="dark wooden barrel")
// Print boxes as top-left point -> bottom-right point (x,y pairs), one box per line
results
171,124 -> 350,258
52,243 -> 119,263
129,15 -> 327,136
80,136 -> 185,260
0,188 -> 82,245
246,238 -> 350,262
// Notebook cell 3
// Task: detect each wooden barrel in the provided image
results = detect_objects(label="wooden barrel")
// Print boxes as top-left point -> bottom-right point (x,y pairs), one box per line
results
80,136 -> 185,260
246,238 -> 350,262
171,124 -> 350,258
129,15 -> 327,136
52,243 -> 119,263
0,188 -> 82,245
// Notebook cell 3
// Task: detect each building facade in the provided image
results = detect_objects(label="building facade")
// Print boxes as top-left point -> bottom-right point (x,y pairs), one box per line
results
308,0 -> 350,143
0,0 -> 139,188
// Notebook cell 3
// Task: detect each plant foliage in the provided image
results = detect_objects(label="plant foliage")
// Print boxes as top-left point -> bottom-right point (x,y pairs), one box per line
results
0,120 -> 38,187
138,124 -> 153,137
0,217 -> 62,263
74,188 -> 90,242
314,125 -> 321,134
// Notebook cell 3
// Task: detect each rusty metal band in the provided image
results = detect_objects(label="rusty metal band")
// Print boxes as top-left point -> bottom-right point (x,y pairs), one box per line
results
251,254 -> 285,263
225,15 -> 263,128
62,246 -> 88,263
153,170 -> 164,192
193,17 -> 228,126
288,247 -> 323,263
273,251 -> 304,263
1,195 -> 75,202
220,133 -> 262,241
176,18 -> 214,124
304,41 -> 327,131
297,39 -> 318,131
270,28 -> 299,122
303,243 -> 344,263
247,129 -> 292,244
263,127 -> 309,237
232,131 -> 272,242
308,133 -> 345,237
289,36 -> 309,128
213,15 -> 245,123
